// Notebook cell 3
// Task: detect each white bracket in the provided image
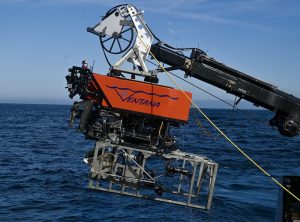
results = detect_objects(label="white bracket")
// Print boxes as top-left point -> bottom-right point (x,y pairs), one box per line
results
88,4 -> 154,76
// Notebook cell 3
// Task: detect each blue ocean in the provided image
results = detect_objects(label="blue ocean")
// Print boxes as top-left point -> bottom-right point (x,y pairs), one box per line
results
1,103 -> 299,221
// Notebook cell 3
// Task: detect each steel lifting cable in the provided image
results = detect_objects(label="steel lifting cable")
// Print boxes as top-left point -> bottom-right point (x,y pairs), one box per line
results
146,58 -> 236,109
146,57 -> 262,137
147,57 -> 270,128
137,36 -> 300,203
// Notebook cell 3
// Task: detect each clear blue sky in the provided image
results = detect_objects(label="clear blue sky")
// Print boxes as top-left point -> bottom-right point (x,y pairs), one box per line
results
0,0 -> 299,108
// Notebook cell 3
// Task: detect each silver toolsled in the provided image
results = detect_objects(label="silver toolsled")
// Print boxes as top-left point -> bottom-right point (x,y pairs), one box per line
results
85,141 -> 218,210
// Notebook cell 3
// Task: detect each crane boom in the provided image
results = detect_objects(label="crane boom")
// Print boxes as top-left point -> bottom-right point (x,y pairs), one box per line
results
151,43 -> 300,137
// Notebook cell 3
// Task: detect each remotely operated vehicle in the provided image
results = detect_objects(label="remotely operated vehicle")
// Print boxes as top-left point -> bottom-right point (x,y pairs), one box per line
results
66,4 -> 300,210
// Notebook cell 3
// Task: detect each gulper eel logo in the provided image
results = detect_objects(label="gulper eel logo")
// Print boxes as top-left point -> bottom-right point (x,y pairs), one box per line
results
106,85 -> 178,108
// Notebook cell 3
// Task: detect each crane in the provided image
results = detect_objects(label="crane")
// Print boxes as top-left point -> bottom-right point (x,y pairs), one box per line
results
65,4 -> 300,210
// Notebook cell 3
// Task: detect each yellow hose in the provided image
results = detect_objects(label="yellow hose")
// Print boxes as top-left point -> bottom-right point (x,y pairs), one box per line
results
137,35 -> 300,203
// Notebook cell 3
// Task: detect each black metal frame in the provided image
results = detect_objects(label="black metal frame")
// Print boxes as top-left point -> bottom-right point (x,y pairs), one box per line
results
151,43 -> 300,137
